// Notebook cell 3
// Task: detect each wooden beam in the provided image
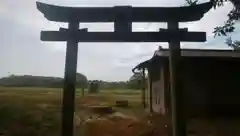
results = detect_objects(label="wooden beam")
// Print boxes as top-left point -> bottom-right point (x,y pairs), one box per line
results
114,6 -> 132,32
36,1 -> 212,22
61,22 -> 79,136
168,21 -> 186,136
40,31 -> 206,42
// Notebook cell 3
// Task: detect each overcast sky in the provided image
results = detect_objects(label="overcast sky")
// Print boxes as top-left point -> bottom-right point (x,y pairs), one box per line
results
0,0 -> 239,81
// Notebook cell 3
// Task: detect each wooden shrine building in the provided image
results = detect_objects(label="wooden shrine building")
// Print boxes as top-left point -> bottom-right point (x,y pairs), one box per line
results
133,48 -> 240,118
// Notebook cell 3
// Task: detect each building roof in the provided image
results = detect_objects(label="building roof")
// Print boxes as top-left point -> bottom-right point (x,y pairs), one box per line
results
132,49 -> 240,73
153,49 -> 240,57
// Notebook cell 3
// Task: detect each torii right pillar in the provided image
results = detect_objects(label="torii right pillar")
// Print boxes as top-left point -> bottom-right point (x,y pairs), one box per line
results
168,21 -> 186,136
166,5 -> 212,136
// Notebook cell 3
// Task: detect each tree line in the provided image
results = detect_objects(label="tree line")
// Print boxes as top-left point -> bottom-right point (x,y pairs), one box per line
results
0,73 -> 144,90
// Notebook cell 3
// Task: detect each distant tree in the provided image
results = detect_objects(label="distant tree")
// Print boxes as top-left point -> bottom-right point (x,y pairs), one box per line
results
91,80 -> 129,90
186,0 -> 239,49
76,73 -> 88,96
0,73 -> 88,89
128,72 -> 143,89
186,0 -> 198,5
0,75 -> 63,88
225,37 -> 240,49
76,73 -> 88,88
0,73 -> 141,90
212,0 -> 239,50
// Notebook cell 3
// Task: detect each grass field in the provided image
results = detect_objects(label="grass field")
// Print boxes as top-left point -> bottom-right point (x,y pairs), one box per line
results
0,87 -> 145,136
1,87 -> 240,136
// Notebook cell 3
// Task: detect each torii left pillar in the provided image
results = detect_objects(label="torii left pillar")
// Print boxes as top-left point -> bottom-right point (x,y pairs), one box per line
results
62,22 -> 79,136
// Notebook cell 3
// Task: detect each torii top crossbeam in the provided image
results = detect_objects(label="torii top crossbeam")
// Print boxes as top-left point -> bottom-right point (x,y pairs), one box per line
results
37,2 -> 213,43
37,1 -> 212,22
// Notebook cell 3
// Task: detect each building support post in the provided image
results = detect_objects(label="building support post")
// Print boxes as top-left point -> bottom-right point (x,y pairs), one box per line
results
168,21 -> 186,136
61,22 -> 79,136
141,68 -> 146,108
149,70 -> 153,113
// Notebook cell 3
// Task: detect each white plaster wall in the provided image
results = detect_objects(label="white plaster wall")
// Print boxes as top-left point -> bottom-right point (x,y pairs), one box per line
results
151,68 -> 165,114
152,80 -> 162,113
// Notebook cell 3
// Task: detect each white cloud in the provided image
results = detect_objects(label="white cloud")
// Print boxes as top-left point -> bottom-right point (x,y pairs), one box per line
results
0,0 -> 238,81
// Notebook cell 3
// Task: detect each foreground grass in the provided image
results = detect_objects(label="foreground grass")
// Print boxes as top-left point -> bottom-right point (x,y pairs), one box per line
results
0,87 -> 143,136
1,87 -> 240,136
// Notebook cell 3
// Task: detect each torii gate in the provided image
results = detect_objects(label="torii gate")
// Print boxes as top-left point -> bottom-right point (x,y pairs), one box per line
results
36,2 -> 212,136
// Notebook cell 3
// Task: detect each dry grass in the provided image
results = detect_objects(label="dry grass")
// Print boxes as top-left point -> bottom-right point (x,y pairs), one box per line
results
1,87 -> 240,136
0,87 -> 144,136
